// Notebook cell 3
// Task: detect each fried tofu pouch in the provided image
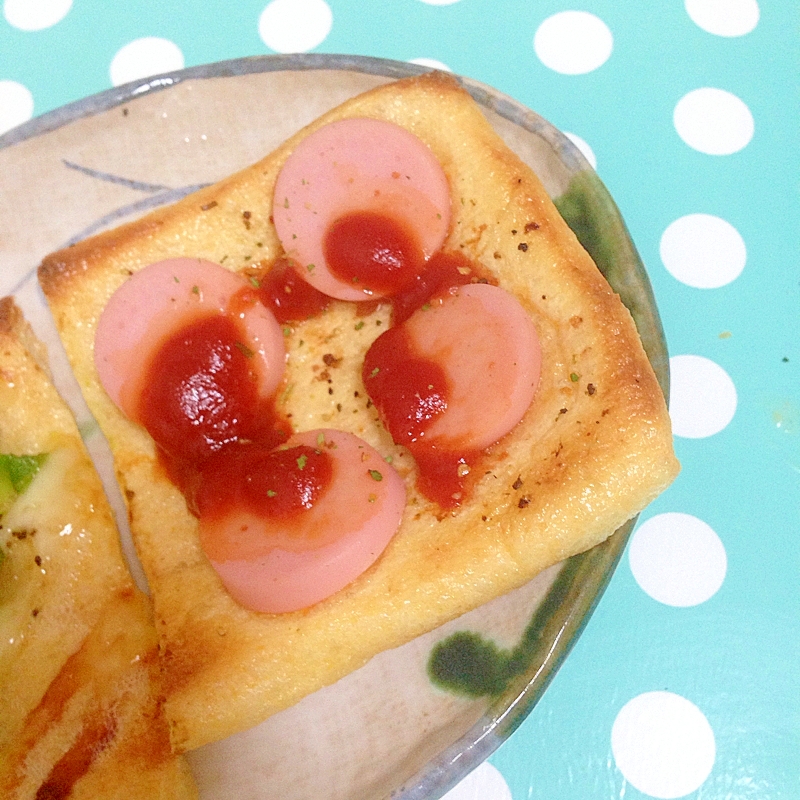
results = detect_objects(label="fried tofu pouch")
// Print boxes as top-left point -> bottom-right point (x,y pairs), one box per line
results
38,72 -> 679,751
0,298 -> 197,799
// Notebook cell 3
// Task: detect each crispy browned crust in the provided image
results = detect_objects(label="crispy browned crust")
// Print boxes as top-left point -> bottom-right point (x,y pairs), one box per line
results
38,72 -> 679,751
0,298 -> 197,798
0,295 -> 18,331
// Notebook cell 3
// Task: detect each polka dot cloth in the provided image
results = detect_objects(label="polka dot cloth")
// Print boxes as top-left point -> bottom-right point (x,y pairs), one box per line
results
3,0 -> 72,31
533,11 -> 613,75
685,0 -> 760,37
109,37 -> 185,87
441,762 -> 512,800
258,0 -> 333,54
1,0 -> 797,798
611,692 -> 716,799
673,87 -> 754,155
660,214 -> 746,289
0,79 -> 33,135
629,513 -> 727,607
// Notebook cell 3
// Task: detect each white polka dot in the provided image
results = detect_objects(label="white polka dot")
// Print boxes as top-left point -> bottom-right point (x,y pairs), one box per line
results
660,213 -> 746,288
441,762 -> 512,800
258,0 -> 332,54
612,692 -> 715,799
685,0 -> 759,36
630,513 -> 727,606
674,87 -> 754,155
109,37 -> 185,87
0,80 -> 34,135
3,0 -> 72,31
408,58 -> 453,72
564,132 -> 597,169
534,11 -> 613,75
669,354 -> 737,438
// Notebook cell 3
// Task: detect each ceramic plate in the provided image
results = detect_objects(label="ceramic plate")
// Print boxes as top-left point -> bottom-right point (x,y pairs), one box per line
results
0,53 -> 669,800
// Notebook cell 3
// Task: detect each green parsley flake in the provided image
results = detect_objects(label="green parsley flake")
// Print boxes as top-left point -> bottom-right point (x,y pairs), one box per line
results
296,454 -> 308,470
234,341 -> 255,358
354,320 -> 365,331
249,276 -> 261,289
0,453 -> 47,517
368,469 -> 383,482
570,372 -> 580,382
267,490 -> 277,497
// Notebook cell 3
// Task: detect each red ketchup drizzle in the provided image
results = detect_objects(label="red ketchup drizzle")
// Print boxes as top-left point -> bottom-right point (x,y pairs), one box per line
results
363,326 -> 448,447
357,249 -> 496,508
324,210 -> 425,296
389,249 -> 490,324
136,314 -> 268,462
134,311 -> 333,521
411,450 -> 478,511
195,443 -> 332,523
363,324 -> 477,509
273,204 -> 497,509
257,256 -> 331,323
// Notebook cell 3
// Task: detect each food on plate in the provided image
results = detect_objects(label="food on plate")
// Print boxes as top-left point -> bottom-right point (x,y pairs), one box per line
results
272,116 -> 451,300
0,298 -> 197,799
38,71 -> 679,751
94,256 -> 408,613
93,256 -> 286,432
362,281 -> 542,507
197,428 -> 406,613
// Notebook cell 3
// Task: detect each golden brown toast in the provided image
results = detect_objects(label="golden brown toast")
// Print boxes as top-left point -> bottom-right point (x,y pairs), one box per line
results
0,298 -> 197,798
38,71 -> 679,751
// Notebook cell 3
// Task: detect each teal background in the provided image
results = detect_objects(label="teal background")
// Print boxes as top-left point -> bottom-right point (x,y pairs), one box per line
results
2,1 -> 798,797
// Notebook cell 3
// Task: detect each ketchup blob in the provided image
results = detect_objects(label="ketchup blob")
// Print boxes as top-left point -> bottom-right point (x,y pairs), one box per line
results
363,326 -> 449,448
324,210 -> 425,296
272,117 -> 451,301
389,249 -> 491,325
94,258 -> 286,420
137,314 -> 275,463
195,443 -> 333,525
257,256 -> 331,324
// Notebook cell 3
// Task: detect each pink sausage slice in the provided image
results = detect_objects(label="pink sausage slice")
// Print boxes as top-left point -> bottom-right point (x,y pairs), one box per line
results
403,283 -> 541,452
94,258 -> 286,419
200,429 -> 406,613
273,117 -> 451,301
